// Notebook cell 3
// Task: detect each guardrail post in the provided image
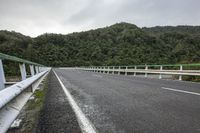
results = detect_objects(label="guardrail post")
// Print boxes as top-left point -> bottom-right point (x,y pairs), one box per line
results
159,66 -> 163,79
41,67 -> 44,72
134,66 -> 137,76
107,67 -> 110,74
38,67 -> 40,73
0,59 -> 5,90
145,65 -> 148,77
35,66 -> 39,74
39,67 -> 41,73
125,66 -> 128,76
30,65 -> 35,76
112,66 -> 114,74
118,66 -> 120,75
19,63 -> 27,80
179,65 -> 183,80
35,66 -> 37,73
37,66 -> 40,73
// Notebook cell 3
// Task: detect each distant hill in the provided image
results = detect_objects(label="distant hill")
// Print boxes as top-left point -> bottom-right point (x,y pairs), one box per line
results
0,22 -> 200,67
143,25 -> 200,35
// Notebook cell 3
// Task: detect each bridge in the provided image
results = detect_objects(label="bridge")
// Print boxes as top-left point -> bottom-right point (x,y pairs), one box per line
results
0,53 -> 200,133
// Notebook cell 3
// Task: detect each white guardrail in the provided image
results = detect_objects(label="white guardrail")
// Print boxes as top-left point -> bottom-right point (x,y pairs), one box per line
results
0,70 -> 48,109
79,64 -> 200,81
0,53 -> 51,133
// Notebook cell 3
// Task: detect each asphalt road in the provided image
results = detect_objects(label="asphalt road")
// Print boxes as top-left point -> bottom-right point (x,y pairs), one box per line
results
55,68 -> 200,133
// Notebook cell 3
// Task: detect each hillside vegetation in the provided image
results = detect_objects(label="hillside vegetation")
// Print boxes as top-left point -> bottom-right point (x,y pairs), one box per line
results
0,23 -> 200,67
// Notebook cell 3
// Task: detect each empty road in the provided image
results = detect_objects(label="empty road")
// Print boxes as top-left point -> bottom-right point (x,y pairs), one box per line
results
54,68 -> 200,133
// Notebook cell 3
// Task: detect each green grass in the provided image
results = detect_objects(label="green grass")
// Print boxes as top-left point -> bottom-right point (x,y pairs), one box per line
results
27,80 -> 47,110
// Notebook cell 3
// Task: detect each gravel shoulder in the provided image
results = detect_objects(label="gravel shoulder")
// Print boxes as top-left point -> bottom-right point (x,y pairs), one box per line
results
36,71 -> 82,133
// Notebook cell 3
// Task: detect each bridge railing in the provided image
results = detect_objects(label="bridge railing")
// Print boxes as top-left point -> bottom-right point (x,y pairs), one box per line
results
0,53 -> 51,133
79,64 -> 200,81
0,53 -> 50,90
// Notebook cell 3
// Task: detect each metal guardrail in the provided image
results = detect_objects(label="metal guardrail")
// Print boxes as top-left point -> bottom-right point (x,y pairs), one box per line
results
0,53 -> 43,66
0,53 -> 51,133
0,71 -> 48,109
0,53 -> 46,90
79,64 -> 200,81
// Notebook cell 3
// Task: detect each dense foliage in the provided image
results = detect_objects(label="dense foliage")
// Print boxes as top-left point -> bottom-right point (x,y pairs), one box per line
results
0,22 -> 200,67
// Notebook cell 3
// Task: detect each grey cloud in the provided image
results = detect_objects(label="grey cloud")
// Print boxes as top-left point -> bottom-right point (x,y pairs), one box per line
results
0,0 -> 200,37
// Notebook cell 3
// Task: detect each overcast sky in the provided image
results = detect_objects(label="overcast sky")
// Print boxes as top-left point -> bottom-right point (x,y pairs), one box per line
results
0,0 -> 200,37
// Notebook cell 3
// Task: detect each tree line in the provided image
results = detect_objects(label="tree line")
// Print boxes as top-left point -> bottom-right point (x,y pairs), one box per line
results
0,22 -> 200,67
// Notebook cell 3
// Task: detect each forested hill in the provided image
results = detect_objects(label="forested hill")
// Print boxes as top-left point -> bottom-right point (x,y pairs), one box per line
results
143,26 -> 200,35
0,22 -> 200,67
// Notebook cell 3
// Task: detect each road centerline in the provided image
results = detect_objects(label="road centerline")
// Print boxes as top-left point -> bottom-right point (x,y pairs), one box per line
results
161,87 -> 200,96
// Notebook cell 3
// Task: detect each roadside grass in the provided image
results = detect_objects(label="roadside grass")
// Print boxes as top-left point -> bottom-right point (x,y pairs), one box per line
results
27,83 -> 47,110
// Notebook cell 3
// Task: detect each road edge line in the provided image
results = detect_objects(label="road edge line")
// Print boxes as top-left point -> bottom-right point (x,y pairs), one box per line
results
53,70 -> 97,133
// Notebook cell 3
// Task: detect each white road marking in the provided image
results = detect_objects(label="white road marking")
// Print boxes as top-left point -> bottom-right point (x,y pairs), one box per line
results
53,71 -> 97,133
161,87 -> 200,96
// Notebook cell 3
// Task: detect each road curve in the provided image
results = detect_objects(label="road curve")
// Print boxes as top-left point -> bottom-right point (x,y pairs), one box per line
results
55,68 -> 200,133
